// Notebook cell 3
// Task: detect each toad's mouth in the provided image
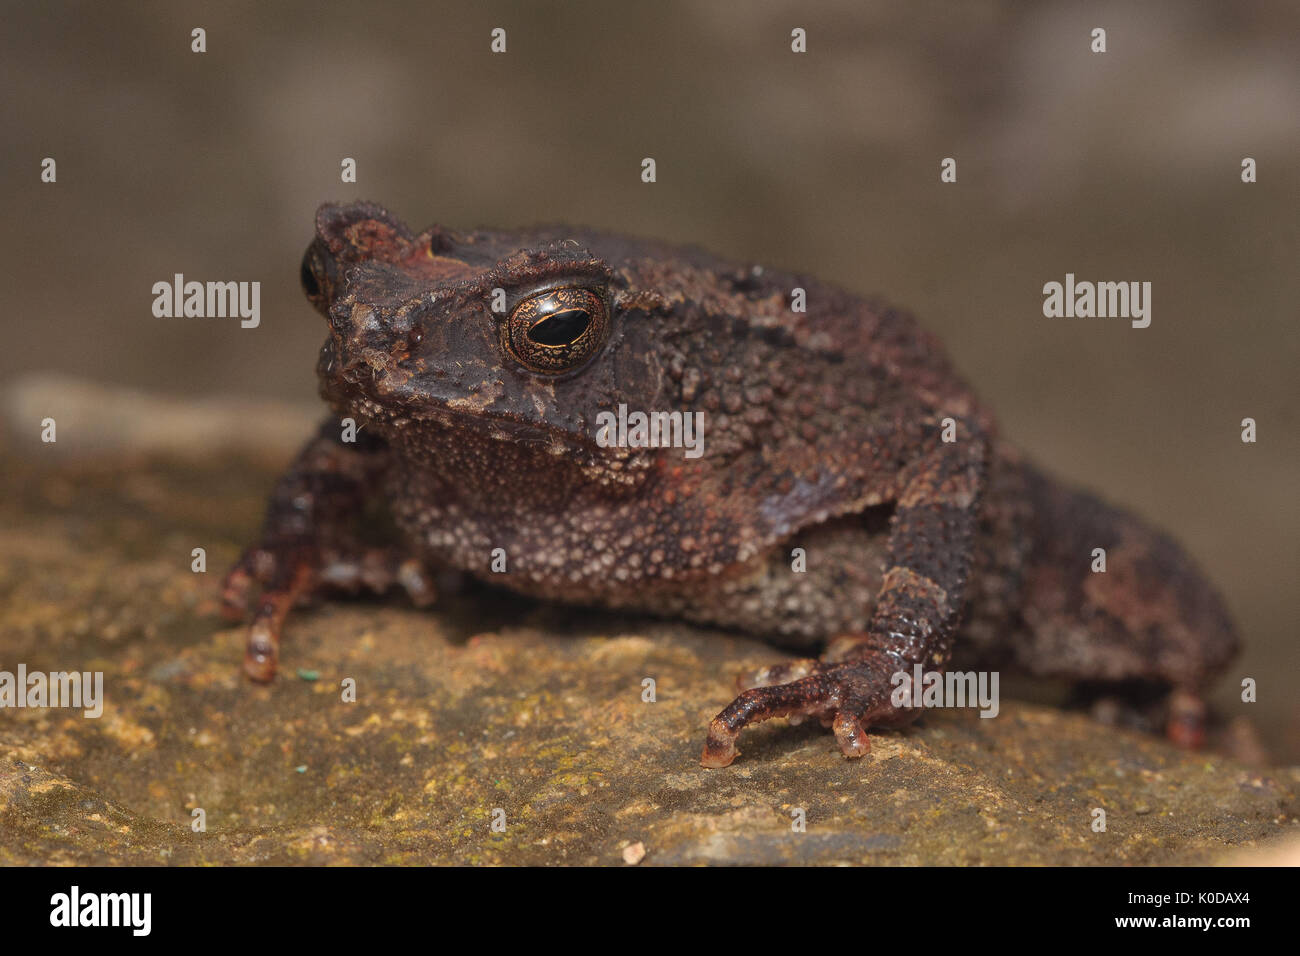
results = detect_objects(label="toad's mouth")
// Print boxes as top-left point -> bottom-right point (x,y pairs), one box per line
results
322,352 -> 642,463
391,403 -> 655,495
401,401 -> 636,460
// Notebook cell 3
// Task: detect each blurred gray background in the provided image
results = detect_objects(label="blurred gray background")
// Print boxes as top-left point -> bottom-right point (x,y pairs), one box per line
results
3,0 -> 1297,757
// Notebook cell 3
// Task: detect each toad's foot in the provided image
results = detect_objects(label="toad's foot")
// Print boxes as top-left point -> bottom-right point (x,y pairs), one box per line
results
700,651 -> 919,768
221,542 -> 434,682
1165,688 -> 1208,749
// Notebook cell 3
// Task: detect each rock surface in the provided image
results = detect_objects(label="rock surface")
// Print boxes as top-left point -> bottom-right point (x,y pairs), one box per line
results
0,427 -> 1296,865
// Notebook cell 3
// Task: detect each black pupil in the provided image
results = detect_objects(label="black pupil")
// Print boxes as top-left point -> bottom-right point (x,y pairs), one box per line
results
528,308 -> 591,346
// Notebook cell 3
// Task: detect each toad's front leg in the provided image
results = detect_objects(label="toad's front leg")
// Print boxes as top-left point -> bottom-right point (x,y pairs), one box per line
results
701,423 -> 988,767
221,421 -> 434,681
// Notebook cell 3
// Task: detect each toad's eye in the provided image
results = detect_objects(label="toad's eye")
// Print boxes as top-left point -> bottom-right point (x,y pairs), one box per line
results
301,244 -> 329,315
528,307 -> 590,345
503,287 -> 608,374
300,253 -> 320,298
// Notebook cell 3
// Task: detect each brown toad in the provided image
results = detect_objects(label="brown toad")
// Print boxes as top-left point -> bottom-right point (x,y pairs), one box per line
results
221,201 -> 1238,767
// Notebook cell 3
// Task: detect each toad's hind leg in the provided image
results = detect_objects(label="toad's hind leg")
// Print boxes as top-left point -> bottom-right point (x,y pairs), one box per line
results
1008,463 -> 1239,749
